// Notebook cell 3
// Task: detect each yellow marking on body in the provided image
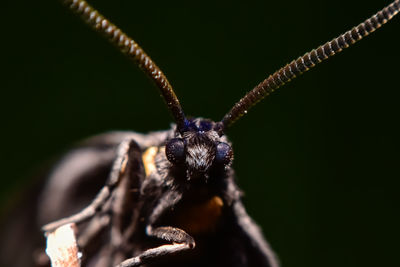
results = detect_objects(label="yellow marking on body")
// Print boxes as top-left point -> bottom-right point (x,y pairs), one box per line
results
176,196 -> 224,235
120,155 -> 128,174
142,146 -> 158,176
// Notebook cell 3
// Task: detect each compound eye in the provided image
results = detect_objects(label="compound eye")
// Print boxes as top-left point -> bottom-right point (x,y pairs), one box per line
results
165,138 -> 186,164
215,142 -> 233,165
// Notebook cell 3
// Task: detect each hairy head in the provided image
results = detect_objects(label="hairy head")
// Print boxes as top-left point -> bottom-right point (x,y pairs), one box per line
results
165,118 -> 233,181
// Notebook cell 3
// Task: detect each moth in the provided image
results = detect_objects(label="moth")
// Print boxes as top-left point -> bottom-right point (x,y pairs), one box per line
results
1,1 -> 399,267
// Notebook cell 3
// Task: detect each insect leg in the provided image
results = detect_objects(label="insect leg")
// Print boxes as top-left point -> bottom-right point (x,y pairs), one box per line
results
109,171 -> 135,265
77,212 -> 110,248
116,243 -> 190,267
146,225 -> 195,248
115,191 -> 195,267
42,139 -> 142,232
116,225 -> 194,267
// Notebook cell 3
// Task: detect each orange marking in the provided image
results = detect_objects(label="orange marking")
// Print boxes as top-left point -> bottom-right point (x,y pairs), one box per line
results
176,196 -> 224,235
120,155 -> 128,175
142,146 -> 158,176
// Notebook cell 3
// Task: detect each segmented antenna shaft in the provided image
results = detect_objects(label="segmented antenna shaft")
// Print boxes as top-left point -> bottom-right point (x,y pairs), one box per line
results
62,0 -> 186,132
221,0 -> 400,129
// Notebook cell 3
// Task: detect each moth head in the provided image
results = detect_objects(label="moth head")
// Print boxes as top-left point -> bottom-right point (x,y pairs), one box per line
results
165,118 -> 233,180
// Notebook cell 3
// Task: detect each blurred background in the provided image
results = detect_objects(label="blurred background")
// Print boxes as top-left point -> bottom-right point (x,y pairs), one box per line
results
1,0 -> 400,266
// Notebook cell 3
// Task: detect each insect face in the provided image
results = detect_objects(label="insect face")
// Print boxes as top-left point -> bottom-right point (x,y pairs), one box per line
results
166,119 -> 233,181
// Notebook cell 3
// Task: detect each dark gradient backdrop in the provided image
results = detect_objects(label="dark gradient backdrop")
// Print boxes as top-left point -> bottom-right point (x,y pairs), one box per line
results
1,1 -> 400,267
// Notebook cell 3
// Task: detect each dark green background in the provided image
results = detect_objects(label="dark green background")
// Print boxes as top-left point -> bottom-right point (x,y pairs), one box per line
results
2,0 -> 400,266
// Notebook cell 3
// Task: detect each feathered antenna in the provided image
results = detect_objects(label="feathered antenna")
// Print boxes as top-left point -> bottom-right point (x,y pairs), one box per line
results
221,0 -> 399,130
62,0 -> 187,133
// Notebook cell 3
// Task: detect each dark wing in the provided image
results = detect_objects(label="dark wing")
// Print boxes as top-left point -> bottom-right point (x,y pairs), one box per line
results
217,178 -> 279,267
230,200 -> 280,267
38,130 -> 171,225
0,130 -> 170,267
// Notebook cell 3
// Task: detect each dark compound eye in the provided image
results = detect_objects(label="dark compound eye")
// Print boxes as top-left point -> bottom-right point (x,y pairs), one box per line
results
215,142 -> 233,165
165,138 -> 186,164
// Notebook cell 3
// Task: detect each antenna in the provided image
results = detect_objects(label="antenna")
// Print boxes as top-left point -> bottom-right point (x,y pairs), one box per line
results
221,0 -> 399,130
62,0 -> 187,132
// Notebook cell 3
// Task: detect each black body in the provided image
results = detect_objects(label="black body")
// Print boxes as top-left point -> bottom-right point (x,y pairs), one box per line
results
37,122 -> 278,267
